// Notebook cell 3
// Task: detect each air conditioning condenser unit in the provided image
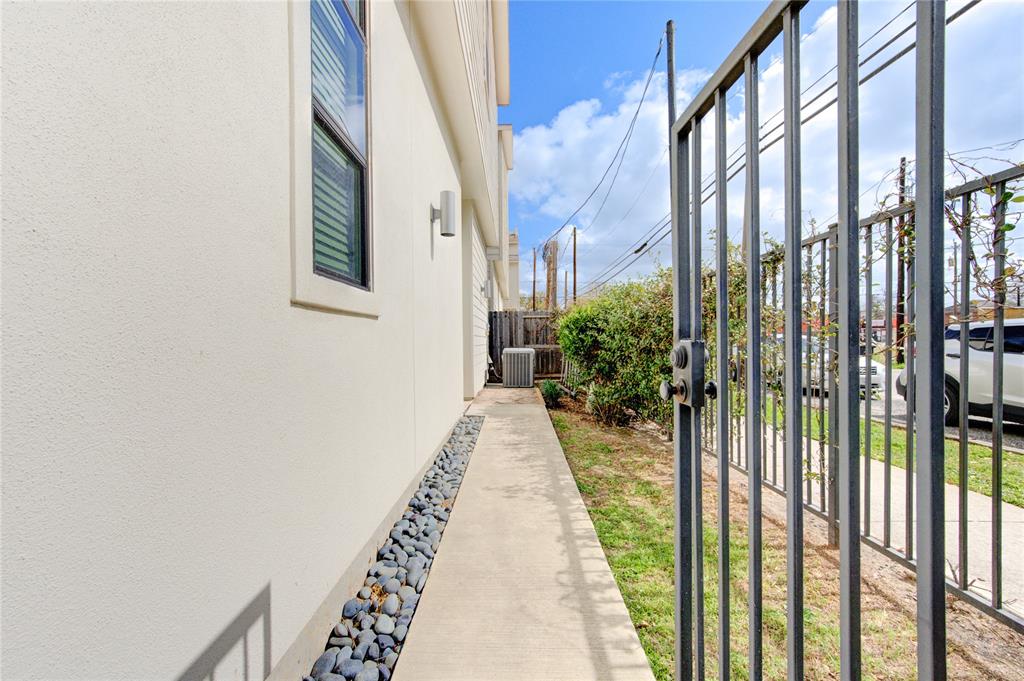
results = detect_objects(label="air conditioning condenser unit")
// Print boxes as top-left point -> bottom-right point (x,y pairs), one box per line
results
502,348 -> 535,388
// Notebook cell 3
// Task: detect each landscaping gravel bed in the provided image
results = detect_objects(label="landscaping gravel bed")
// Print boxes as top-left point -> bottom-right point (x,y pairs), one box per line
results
303,415 -> 483,681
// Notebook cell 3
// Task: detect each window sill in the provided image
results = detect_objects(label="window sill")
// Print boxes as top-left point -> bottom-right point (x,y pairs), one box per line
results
292,272 -> 380,319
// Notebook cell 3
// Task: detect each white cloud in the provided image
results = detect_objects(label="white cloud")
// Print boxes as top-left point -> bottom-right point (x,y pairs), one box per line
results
512,66 -> 710,294
511,0 -> 1024,297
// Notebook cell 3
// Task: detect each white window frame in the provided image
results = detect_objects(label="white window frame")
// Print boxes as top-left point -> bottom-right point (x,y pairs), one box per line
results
289,0 -> 378,317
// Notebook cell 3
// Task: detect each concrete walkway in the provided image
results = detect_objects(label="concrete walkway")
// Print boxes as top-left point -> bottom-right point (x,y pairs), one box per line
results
394,387 -> 655,681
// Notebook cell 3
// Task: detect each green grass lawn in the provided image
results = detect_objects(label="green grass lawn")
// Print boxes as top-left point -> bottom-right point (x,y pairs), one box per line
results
759,395 -> 1024,507
550,409 -> 922,681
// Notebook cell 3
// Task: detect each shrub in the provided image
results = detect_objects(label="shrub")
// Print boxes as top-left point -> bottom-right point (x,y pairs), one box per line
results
585,382 -> 630,426
557,246 -> 752,432
540,379 -> 562,408
557,268 -> 674,429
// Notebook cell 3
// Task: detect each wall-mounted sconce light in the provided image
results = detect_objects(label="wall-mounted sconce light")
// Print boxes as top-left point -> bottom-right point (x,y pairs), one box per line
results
431,190 -> 457,237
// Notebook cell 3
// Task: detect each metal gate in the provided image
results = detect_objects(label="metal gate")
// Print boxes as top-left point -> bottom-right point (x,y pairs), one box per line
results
663,2 -> 960,679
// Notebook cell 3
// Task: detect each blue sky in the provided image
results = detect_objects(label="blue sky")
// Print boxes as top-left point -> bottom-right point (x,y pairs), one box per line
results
501,0 -> 1024,300
502,1 -> 825,127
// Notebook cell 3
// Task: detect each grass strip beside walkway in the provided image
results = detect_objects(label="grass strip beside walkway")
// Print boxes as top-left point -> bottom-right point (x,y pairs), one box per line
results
760,396 -> 1024,507
550,409 -> 926,681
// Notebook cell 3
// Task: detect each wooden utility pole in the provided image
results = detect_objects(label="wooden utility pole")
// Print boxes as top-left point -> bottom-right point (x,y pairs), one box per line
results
564,270 -> 568,309
895,156 -> 907,363
573,227 -> 578,304
532,247 -> 537,311
544,240 -> 559,312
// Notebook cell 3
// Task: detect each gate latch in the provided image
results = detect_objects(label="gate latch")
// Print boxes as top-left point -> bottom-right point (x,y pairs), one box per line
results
659,339 -> 705,409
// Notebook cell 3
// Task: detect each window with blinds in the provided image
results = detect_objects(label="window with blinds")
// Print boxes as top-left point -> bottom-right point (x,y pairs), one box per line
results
311,0 -> 368,287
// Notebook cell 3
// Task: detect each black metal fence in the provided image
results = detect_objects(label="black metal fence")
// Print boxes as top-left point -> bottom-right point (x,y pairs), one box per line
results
665,1 -> 1021,679
706,164 -> 1024,631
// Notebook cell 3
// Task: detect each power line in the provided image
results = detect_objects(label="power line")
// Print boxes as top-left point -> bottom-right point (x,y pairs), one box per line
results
575,0 -> 987,292
579,212 -> 672,292
698,0 -> 935,190
577,146 -> 669,260
532,34 -> 664,251
576,83 -> 653,237
553,2 -> 905,281
758,1 -> 915,138
697,0 -> 982,207
704,3 -> 849,183
579,137 -> 1019,296
813,137 -> 1024,228
579,212 -> 670,286
695,2 -> 912,190
580,223 -> 673,296
584,140 -> 1011,295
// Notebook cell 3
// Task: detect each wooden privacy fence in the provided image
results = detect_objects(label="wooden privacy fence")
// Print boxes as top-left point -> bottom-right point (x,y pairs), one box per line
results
488,311 -> 563,379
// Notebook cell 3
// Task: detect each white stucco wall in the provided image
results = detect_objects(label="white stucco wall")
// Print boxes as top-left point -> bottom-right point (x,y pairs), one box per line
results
1,1 -> 476,679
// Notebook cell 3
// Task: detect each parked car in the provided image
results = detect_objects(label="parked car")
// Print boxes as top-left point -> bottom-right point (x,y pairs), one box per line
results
762,336 -> 883,394
896,319 -> 1024,426
803,338 -> 884,394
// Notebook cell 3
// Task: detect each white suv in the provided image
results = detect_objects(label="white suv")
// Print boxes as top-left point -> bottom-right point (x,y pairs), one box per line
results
896,319 -> 1024,426
799,337 -> 884,394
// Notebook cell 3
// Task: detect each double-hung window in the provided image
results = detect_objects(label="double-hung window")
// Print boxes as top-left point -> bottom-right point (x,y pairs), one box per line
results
311,0 -> 368,288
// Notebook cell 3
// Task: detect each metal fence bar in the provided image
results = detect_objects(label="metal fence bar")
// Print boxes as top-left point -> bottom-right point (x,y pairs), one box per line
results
759,166 -> 1021,253
762,266 -> 769,484
864,223 -> 873,535
772,269 -> 779,488
818,243 -> 827,512
714,85 -> 731,681
958,196 -> 971,590
671,2 -> 1024,674
691,114 -> 707,681
805,247 -> 813,505
991,179 -> 1006,610
756,175 -> 1024,633
914,2 -> 947,676
828,233 -> 839,546
904,216 -> 915,559
675,2 -> 807,133
736,344 -> 742,467
670,89 -> 695,681
782,7 -> 804,678
884,217 -> 894,549
743,51 -> 764,681
836,2 -> 862,678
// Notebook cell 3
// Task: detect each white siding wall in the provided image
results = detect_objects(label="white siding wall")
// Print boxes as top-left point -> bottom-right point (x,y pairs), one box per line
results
0,1 -> 485,679
471,221 -> 490,390
455,0 -> 499,221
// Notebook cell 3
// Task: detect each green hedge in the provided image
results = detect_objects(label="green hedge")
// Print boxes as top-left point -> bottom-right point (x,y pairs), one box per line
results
557,268 -> 674,429
557,243 -> 753,430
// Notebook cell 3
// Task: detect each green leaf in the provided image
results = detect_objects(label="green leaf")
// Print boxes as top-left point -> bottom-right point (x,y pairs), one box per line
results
1011,196 -> 1024,203
983,186 -> 996,196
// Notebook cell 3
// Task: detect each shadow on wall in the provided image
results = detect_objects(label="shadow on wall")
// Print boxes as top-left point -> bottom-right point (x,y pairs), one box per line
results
176,585 -> 272,681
